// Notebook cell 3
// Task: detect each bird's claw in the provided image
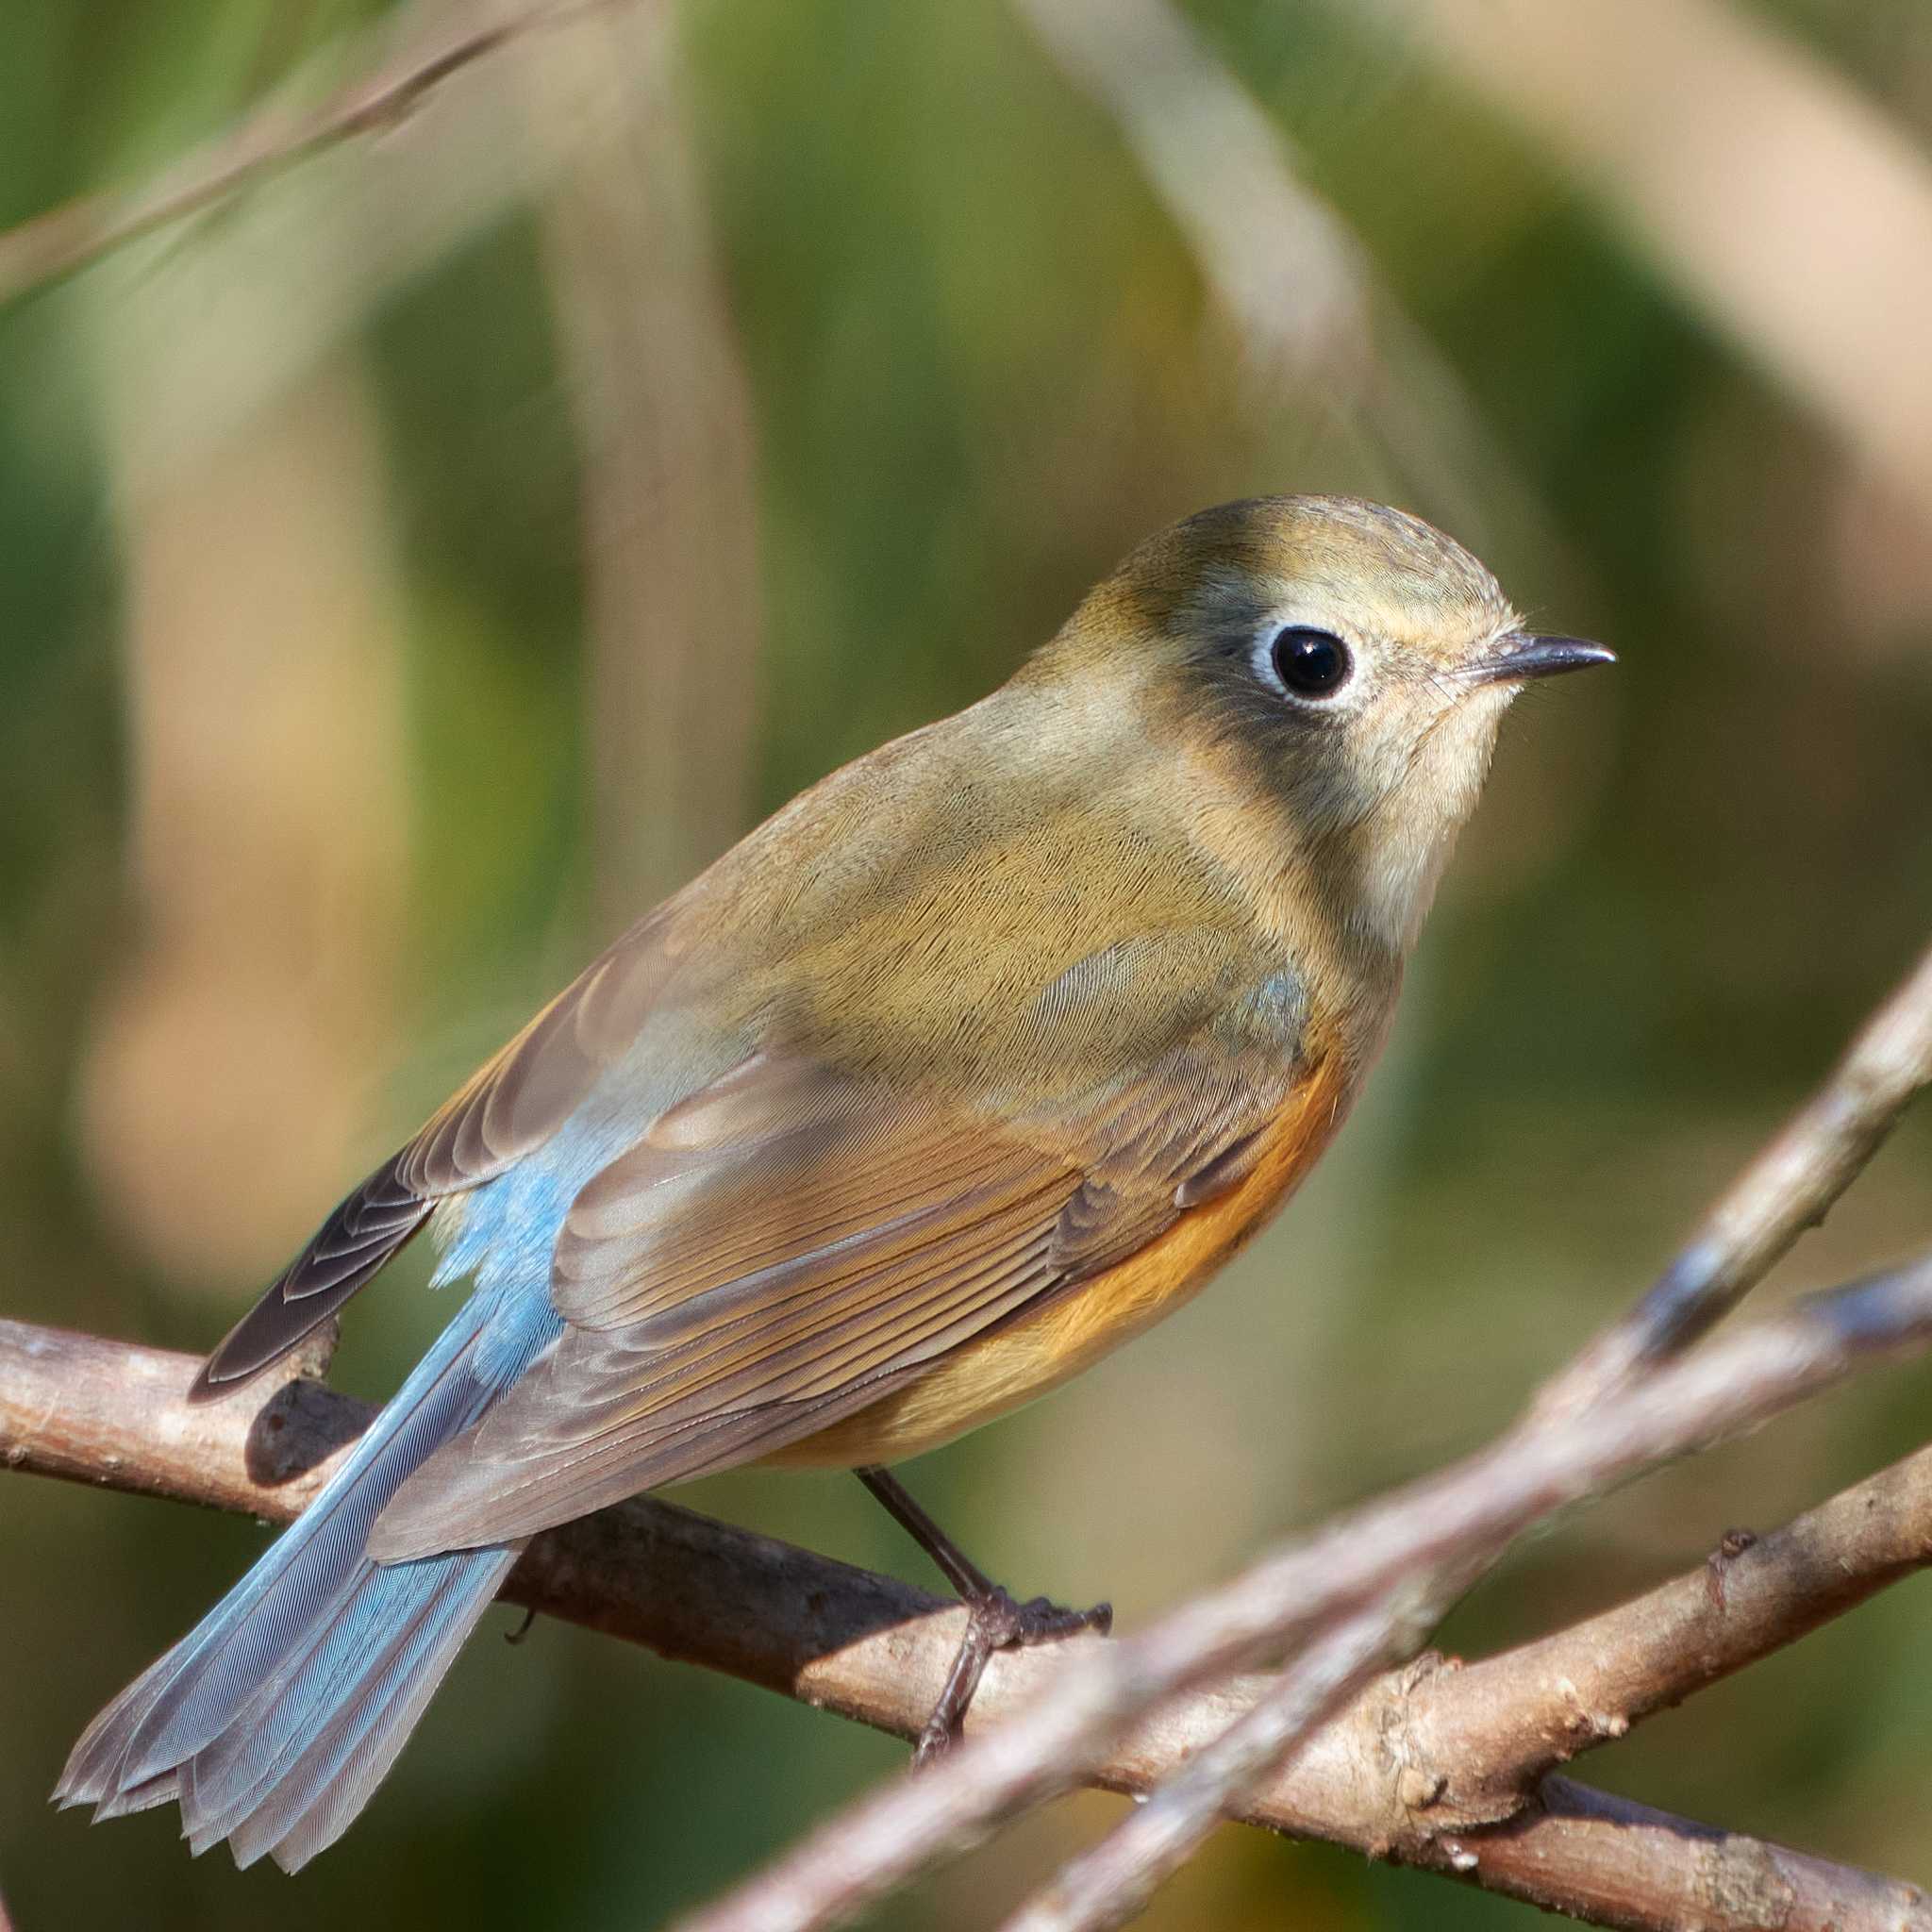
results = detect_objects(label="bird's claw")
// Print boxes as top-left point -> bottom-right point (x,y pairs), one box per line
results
913,1588 -> 1112,1765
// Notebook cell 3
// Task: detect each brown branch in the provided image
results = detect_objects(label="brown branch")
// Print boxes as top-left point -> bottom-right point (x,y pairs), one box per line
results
1008,1410 -> 1932,1932
1004,1598 -> 1408,1932
9,941 -> 1932,1932
7,1299 -> 1932,1932
1438,1778 -> 1929,1932
991,935 -> 1932,1930
1004,934 -> 1932,1930
676,1260 -> 1932,1932
683,937 -> 1932,1932
0,0 -> 626,308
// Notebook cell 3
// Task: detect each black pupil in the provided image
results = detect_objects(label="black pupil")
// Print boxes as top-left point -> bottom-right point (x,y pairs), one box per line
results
1271,626 -> 1350,697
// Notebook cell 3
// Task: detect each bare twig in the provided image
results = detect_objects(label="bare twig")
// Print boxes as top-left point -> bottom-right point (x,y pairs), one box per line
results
1542,937 -> 1932,1410
1008,1357 -> 1932,1930
998,938 -> 1932,1930
0,0 -> 625,308
9,952 -> 1931,1931
675,1255 -> 1932,1932
8,941 -> 1930,1930
5,1307 -> 1931,1930
1391,1423 -> 1932,1833
1003,1597 -> 1407,1932
12,1319 -> 1932,1807
684,931 -> 1932,1932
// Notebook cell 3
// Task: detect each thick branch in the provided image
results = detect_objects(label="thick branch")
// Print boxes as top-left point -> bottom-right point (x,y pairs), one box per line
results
708,933 -> 1932,1932
999,938 -> 1932,1931
6,1310 -> 1930,1932
0,0 -> 627,308
1438,1778 -> 1928,1932
678,1259 -> 1932,1932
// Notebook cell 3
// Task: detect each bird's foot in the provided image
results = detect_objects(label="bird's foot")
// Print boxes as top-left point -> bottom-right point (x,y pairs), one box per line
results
914,1587 -> 1112,1764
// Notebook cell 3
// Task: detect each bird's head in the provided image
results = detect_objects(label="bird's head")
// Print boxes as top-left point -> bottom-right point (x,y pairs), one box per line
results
1037,494 -> 1612,952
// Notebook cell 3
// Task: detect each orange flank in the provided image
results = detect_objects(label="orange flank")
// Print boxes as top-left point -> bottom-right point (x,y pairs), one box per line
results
778,1050 -> 1357,1467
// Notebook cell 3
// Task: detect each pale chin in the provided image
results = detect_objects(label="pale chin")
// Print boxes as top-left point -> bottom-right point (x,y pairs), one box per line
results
1357,697 -> 1507,952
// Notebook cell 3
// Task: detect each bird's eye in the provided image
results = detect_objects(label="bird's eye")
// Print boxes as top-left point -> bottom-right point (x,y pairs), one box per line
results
1268,626 -> 1353,700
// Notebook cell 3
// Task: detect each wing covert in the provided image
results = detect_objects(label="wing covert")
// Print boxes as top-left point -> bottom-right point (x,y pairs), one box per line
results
370,991 -> 1309,1556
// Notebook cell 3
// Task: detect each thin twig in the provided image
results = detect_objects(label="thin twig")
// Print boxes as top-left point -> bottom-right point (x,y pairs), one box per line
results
8,941 -> 1931,1932
991,943 -> 1932,1930
1541,937 -> 1932,1411
0,0 -> 625,308
683,932 -> 1932,1932
4,1307 -> 1930,1931
8,952 -> 1931,1931
1003,1598 -> 1407,1932
674,1254 -> 1932,1932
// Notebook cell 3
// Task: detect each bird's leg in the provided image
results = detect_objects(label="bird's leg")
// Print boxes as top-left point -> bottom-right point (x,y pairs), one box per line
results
855,1464 -> 1112,1763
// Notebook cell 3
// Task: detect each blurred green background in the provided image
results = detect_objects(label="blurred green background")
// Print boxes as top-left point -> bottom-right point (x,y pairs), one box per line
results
3,1 -> 1930,1926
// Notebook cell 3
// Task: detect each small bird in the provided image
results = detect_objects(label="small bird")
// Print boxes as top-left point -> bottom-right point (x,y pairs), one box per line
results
58,494 -> 1610,1870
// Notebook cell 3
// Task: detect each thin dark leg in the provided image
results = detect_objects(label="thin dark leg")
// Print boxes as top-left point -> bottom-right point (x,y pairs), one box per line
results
856,1465 -> 1112,1762
856,1465 -> 999,1598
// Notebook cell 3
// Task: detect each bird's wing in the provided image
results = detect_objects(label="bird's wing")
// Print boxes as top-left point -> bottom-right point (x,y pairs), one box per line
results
191,912 -> 685,1399
370,982 -> 1309,1557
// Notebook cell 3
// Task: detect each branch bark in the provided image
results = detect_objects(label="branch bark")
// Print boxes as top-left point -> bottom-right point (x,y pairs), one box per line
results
1438,1778 -> 1929,1932
994,934 -> 1932,1932
674,1260 -> 1932,1932
679,936 -> 1932,1932
6,1307 -> 1930,1932
9,946 -> 1929,1930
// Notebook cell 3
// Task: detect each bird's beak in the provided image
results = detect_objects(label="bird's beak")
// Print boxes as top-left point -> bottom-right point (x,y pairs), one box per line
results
1467,632 -> 1616,686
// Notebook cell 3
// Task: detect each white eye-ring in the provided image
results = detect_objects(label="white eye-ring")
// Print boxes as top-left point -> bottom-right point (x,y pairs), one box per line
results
1256,625 -> 1355,702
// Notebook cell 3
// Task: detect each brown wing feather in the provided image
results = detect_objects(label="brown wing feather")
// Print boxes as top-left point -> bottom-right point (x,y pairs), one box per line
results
368,1038 -> 1294,1557
191,913 -> 681,1400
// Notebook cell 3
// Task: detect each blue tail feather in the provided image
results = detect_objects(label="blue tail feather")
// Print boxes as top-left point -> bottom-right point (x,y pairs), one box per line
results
191,1546 -> 517,1868
57,1282 -> 558,1872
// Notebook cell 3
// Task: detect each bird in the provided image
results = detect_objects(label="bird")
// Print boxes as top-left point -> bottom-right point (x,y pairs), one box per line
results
57,493 -> 1611,1872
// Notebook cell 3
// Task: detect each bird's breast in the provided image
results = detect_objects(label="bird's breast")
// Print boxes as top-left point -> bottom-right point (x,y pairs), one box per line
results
771,1046 -> 1360,1468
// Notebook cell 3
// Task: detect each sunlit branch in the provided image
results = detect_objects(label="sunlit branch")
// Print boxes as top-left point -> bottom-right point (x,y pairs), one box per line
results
7,1309 -> 1932,1932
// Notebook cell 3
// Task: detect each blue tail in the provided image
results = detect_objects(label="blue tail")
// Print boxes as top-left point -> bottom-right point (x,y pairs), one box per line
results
57,1287 -> 556,1873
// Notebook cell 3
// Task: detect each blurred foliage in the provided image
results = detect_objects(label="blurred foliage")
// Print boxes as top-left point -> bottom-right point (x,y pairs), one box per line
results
2,2 -> 1930,1928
